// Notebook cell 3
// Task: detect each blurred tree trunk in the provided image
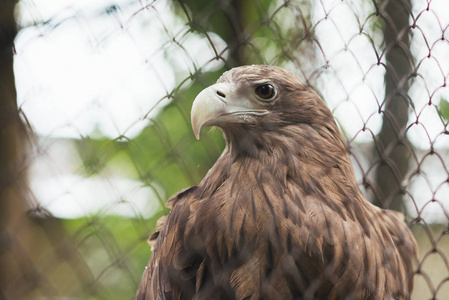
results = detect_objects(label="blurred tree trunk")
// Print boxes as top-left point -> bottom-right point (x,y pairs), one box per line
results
372,0 -> 413,211
0,2 -> 95,299
175,0 -> 248,67
0,1 -> 37,298
225,0 -> 245,67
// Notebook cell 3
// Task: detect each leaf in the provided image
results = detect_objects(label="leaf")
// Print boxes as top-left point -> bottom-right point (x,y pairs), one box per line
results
439,97 -> 449,121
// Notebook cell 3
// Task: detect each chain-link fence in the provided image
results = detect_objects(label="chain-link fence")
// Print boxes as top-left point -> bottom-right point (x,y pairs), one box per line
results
1,0 -> 448,299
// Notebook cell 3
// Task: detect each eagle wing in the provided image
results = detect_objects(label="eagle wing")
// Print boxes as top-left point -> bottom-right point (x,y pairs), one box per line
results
136,165 -> 417,300
135,186 -> 198,300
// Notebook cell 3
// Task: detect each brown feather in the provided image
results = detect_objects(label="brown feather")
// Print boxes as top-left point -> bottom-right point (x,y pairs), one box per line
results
136,65 -> 418,300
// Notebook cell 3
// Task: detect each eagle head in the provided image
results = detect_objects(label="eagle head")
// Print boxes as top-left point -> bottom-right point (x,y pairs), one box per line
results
191,65 -> 336,144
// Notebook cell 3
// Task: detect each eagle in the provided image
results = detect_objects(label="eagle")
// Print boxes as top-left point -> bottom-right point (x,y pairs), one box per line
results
136,65 -> 418,300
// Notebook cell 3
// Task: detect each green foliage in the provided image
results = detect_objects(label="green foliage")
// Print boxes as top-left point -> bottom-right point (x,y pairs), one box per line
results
173,0 -> 272,45
438,97 -> 449,121
124,71 -> 226,198
75,70 -> 226,205
173,0 -> 292,66
76,135 -> 124,175
62,213 -> 164,299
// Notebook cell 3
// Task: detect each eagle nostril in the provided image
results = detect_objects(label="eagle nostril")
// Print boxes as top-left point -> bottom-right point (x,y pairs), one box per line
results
216,91 -> 226,98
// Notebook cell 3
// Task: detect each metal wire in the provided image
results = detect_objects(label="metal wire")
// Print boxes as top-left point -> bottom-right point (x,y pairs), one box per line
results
1,0 -> 448,299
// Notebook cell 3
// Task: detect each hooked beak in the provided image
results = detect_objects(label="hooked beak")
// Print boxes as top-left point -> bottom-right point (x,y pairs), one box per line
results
191,83 -> 269,139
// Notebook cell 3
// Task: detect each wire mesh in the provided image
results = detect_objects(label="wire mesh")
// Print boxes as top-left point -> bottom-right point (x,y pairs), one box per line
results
1,0 -> 448,299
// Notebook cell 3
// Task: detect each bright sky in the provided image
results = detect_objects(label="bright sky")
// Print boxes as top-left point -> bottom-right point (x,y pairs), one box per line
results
14,0 -> 449,221
15,0 -> 225,139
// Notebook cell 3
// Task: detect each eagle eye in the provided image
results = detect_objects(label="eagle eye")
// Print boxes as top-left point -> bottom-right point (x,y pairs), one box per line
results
255,84 -> 275,100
